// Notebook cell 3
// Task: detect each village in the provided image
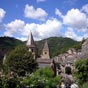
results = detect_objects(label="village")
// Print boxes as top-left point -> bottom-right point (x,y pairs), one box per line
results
0,0 -> 88,87
0,31 -> 87,88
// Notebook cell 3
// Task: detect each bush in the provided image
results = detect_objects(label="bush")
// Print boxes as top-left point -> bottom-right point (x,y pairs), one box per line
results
23,67 -> 61,88
0,76 -> 22,88
74,59 -> 88,84
79,82 -> 88,88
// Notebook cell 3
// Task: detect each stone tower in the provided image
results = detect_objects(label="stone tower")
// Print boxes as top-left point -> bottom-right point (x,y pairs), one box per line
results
26,31 -> 37,59
41,40 -> 50,59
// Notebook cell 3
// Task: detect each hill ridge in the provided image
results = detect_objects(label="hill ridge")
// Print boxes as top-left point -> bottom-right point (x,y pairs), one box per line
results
0,36 -> 80,58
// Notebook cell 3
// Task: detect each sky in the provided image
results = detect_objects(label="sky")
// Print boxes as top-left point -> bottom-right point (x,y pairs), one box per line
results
0,0 -> 88,41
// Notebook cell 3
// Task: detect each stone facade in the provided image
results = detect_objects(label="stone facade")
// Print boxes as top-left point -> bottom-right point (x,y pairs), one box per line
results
41,40 -> 50,59
81,38 -> 88,58
37,40 -> 52,68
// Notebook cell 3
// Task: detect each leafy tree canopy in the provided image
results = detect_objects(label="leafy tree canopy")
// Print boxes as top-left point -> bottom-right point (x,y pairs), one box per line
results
5,44 -> 38,76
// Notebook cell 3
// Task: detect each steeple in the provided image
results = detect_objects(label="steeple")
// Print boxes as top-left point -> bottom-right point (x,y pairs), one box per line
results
41,40 -> 50,59
26,31 -> 35,47
26,31 -> 37,59
43,40 -> 49,51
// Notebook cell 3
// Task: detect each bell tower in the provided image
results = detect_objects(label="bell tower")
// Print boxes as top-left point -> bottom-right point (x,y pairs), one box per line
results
26,31 -> 37,59
41,40 -> 50,59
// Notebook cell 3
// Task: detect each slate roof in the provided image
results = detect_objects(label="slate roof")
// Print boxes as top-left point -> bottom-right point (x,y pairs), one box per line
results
43,40 -> 49,51
37,58 -> 52,68
26,31 -> 35,47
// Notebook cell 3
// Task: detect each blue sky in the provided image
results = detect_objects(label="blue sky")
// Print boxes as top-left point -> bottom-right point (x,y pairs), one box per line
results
0,0 -> 88,41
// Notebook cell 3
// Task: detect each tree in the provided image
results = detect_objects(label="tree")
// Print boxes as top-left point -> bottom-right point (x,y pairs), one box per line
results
74,59 -> 88,84
5,44 -> 38,76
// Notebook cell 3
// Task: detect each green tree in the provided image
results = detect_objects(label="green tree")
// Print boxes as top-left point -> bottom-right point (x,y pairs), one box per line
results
74,59 -> 88,84
5,45 -> 38,76
23,67 -> 61,88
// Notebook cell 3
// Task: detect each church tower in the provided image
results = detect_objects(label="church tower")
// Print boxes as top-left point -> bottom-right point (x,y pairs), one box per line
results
41,40 -> 50,59
26,31 -> 37,59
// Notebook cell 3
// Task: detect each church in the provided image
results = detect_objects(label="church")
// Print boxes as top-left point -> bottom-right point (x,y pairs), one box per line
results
26,31 -> 52,68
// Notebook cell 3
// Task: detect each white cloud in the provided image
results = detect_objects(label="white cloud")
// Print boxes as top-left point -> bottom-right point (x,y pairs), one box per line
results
4,18 -> 62,41
0,8 -> 6,23
37,0 -> 46,2
55,7 -> 88,41
81,4 -> 88,14
24,4 -> 48,21
83,33 -> 88,39
63,8 -> 88,30
64,27 -> 82,41
21,18 -> 62,40
4,19 -> 25,36
55,8 -> 63,18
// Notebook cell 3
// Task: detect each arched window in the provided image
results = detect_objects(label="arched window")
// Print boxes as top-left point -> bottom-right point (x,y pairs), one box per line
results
65,66 -> 72,75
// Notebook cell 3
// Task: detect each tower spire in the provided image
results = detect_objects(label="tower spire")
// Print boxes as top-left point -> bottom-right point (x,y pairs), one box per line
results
26,31 -> 35,47
26,31 -> 37,59
43,40 -> 49,51
41,40 -> 50,59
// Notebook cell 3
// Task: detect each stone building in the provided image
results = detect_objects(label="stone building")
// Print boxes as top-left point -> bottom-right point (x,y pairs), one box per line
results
41,40 -> 50,59
53,48 -> 80,74
37,40 -> 52,68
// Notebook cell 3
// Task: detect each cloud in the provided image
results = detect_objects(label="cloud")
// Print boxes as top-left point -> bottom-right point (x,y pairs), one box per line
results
55,8 -> 63,18
4,18 -> 62,41
0,8 -> 6,23
81,4 -> 88,14
24,4 -> 48,21
4,19 -> 25,36
21,18 -> 62,40
64,27 -> 82,41
55,7 -> 88,41
63,8 -> 88,30
37,0 -> 46,3
83,34 -> 88,39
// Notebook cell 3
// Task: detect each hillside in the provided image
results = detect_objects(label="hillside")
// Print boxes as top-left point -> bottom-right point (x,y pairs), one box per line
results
36,37 -> 80,57
0,36 -> 80,59
0,36 -> 23,59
